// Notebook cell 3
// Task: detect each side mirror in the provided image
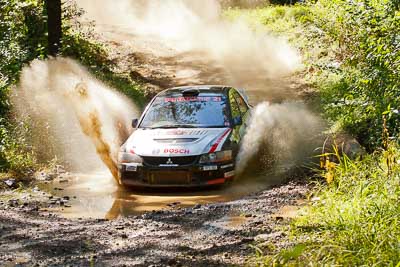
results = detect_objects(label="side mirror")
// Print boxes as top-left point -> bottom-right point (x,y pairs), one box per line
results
232,116 -> 242,126
131,118 -> 138,128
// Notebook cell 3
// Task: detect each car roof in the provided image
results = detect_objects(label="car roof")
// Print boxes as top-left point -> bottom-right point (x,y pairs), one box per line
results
156,85 -> 251,107
158,85 -> 230,96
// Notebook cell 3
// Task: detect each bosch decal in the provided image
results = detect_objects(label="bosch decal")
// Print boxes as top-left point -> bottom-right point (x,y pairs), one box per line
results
163,148 -> 190,154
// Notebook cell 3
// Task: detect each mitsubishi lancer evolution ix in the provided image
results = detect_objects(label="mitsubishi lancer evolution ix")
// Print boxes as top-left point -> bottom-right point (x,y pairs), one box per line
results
118,85 -> 251,187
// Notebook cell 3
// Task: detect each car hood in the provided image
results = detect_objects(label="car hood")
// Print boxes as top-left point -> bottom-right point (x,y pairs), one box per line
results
124,128 -> 231,157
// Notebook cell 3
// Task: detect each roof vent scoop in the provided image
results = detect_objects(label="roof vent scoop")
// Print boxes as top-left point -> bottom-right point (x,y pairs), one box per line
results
182,88 -> 200,96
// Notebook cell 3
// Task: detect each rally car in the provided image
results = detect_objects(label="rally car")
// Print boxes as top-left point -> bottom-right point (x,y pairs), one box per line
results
117,85 -> 251,187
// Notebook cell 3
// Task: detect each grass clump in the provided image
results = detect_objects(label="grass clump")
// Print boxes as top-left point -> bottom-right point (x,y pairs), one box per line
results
258,144 -> 400,266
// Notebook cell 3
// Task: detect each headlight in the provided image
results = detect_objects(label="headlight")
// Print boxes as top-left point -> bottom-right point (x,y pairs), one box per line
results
199,150 -> 232,163
118,152 -> 143,164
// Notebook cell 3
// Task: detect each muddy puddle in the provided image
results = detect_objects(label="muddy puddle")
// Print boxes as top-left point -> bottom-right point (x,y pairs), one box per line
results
40,166 -> 291,220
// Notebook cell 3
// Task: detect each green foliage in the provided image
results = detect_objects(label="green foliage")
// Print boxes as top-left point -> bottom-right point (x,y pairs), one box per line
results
314,0 -> 400,149
0,0 -> 43,87
0,0 -> 47,173
0,0 -> 46,112
0,118 -> 36,173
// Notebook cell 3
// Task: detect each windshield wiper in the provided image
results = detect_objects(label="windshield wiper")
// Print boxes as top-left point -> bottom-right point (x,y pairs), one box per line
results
151,124 -> 198,129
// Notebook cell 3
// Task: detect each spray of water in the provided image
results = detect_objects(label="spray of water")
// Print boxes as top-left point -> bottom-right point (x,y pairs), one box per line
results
74,0 -> 318,176
237,102 -> 324,174
14,58 -> 138,180
77,0 -> 301,88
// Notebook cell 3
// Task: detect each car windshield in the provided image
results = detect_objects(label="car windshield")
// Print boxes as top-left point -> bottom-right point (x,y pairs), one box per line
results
140,94 -> 230,128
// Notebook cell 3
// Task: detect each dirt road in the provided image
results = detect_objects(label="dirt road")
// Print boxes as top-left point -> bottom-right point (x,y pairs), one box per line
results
95,25 -> 312,103
0,177 -> 308,266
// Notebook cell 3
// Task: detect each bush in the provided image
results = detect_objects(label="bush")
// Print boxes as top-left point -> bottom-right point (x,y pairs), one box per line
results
0,0 -> 47,173
0,119 -> 36,173
315,0 -> 400,150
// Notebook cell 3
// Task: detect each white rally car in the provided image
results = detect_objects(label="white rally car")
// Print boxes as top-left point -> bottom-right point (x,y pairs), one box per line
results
118,85 -> 251,187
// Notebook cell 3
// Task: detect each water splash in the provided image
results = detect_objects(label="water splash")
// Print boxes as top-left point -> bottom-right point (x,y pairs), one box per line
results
14,58 -> 138,181
237,101 -> 323,174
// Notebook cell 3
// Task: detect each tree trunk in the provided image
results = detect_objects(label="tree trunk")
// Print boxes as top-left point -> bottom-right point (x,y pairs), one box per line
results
45,0 -> 62,56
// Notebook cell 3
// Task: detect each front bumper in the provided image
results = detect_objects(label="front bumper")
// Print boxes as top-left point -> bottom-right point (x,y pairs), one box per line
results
118,159 -> 235,187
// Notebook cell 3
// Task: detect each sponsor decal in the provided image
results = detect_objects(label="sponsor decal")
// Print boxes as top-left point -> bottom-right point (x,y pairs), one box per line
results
221,163 -> 234,169
164,96 -> 222,102
224,170 -> 235,178
163,148 -> 190,154
150,129 -> 208,136
202,165 -> 218,171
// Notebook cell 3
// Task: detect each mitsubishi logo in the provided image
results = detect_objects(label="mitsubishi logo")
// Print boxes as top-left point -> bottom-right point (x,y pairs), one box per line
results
166,158 -> 173,165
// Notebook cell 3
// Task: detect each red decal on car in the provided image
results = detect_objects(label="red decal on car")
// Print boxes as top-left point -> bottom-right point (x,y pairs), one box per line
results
209,129 -> 231,153
164,96 -> 222,102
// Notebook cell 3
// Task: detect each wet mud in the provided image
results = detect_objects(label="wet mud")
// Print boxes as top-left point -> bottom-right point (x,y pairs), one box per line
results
0,179 -> 309,266
38,164 -> 293,220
